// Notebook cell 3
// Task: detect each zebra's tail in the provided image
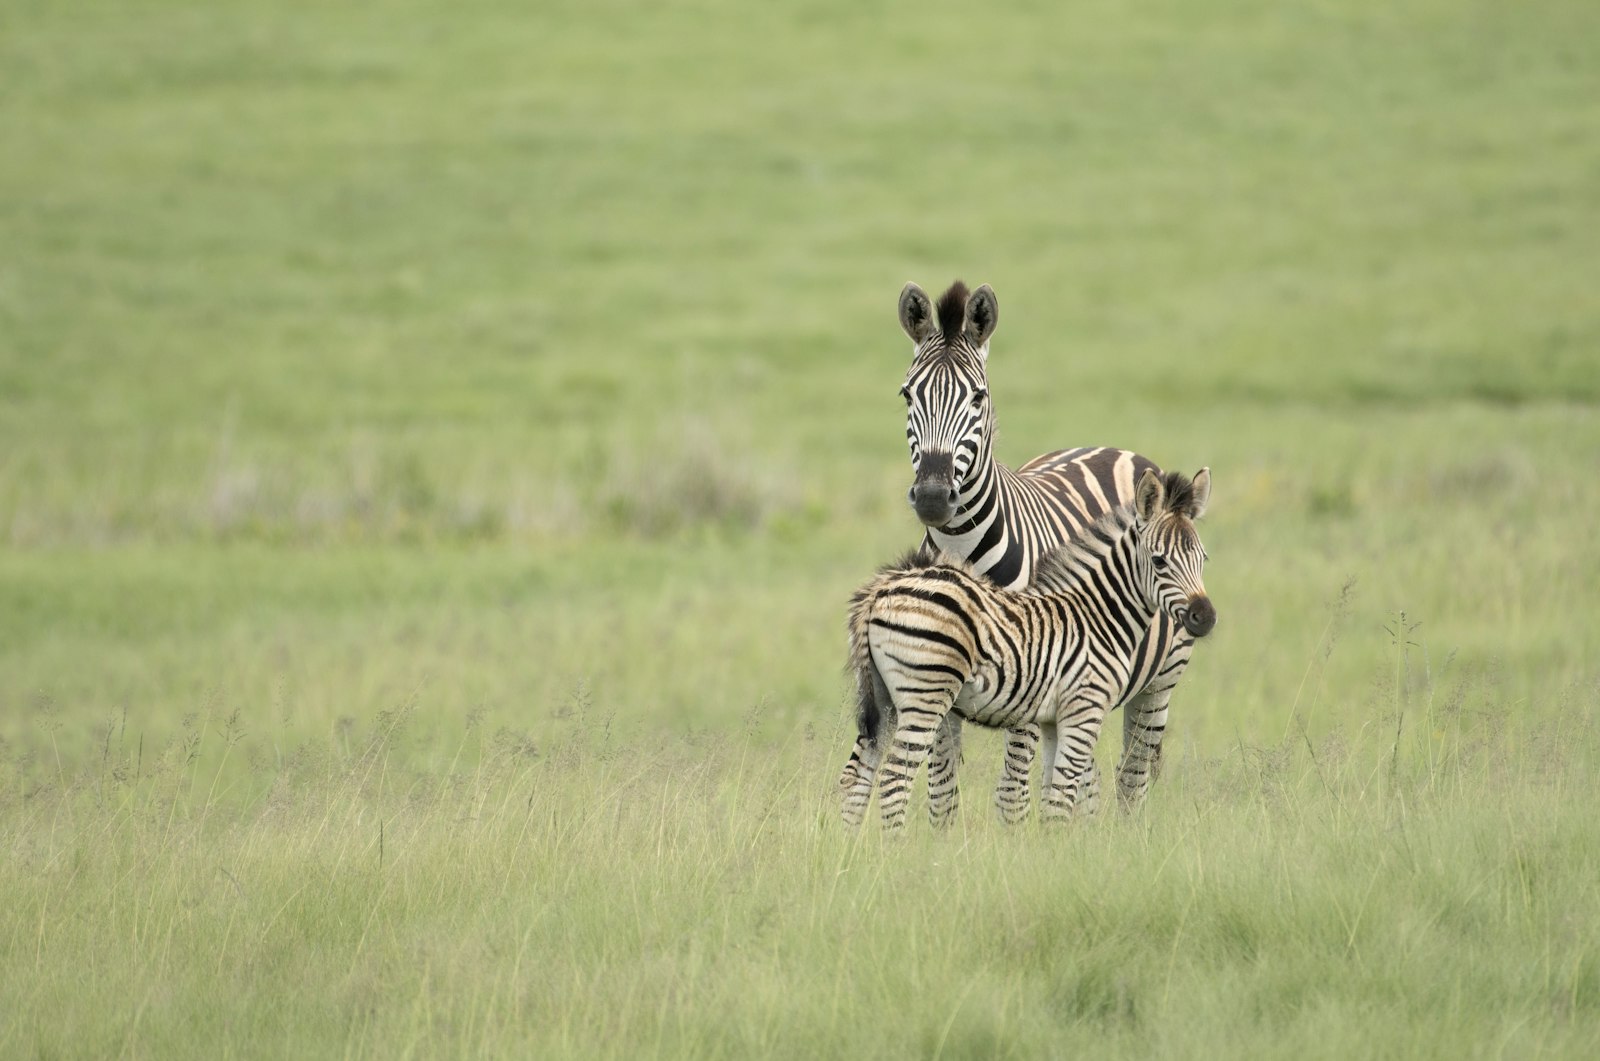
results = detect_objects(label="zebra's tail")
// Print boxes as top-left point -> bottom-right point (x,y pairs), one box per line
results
839,550 -> 942,816
838,560 -> 912,808
838,575 -> 882,786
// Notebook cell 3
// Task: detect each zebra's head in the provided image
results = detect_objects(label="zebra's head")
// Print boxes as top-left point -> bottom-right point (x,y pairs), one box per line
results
1134,468 -> 1216,639
897,280 -> 998,528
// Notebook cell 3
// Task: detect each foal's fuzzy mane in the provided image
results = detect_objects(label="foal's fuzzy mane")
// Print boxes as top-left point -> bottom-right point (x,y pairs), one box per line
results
1157,470 -> 1198,522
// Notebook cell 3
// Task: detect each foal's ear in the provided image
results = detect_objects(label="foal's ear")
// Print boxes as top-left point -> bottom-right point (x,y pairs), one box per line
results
898,283 -> 938,344
1135,469 -> 1165,522
1189,468 -> 1211,520
962,284 -> 999,348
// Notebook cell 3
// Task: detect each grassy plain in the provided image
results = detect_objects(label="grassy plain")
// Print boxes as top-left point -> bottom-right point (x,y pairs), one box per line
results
3,0 -> 1599,1056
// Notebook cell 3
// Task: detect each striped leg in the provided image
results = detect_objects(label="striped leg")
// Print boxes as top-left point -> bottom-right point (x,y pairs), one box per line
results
1042,696 -> 1108,823
1115,636 -> 1194,809
1003,722 -> 1101,824
840,664 -> 896,827
877,705 -> 947,829
994,723 -> 1041,824
927,713 -> 964,828
1077,762 -> 1103,818
838,734 -> 882,827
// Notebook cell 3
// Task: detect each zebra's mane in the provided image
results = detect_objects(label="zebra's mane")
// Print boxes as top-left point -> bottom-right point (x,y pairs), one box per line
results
935,281 -> 970,342
1159,470 -> 1198,521
1027,469 -> 1197,594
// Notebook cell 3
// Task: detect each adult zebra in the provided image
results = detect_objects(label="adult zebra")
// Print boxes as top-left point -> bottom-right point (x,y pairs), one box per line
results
840,469 -> 1215,829
876,279 -> 1194,824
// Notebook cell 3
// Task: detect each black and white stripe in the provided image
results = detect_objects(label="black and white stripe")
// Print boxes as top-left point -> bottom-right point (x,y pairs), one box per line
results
838,469 -> 1215,829
882,280 -> 1198,823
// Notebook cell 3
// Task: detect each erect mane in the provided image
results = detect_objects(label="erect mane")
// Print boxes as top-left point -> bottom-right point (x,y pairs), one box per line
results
1158,469 -> 1196,517
935,281 -> 969,342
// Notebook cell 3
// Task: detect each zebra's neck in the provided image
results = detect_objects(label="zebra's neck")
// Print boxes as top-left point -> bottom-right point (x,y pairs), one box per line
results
928,452 -> 1083,590
1029,508 -> 1154,647
924,447 -> 1022,586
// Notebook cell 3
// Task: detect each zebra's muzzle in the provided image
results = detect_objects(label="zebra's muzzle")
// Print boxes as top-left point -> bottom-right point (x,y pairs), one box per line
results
909,453 -> 958,527
1182,596 -> 1216,638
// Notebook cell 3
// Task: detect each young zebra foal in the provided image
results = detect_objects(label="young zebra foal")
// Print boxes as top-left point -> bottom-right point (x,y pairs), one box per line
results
839,468 -> 1215,829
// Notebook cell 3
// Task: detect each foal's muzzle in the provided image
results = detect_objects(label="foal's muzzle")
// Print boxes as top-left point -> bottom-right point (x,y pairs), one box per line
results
1182,596 -> 1216,638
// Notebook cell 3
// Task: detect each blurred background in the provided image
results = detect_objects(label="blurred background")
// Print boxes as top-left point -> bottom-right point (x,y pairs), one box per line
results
3,0 -> 1597,776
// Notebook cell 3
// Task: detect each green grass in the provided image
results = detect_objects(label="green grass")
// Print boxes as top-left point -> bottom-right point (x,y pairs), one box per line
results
3,0 -> 1600,1056
7,695 -> 1600,1058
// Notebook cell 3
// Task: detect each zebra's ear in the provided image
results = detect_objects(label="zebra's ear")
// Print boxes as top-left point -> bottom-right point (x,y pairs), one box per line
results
898,283 -> 938,344
1189,468 -> 1211,520
962,284 -> 999,349
1135,469 -> 1165,522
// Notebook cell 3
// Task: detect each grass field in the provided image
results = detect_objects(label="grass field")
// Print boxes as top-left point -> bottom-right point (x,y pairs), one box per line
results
4,0 -> 1600,1056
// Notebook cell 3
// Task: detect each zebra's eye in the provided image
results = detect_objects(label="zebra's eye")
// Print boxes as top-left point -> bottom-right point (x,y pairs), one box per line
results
970,388 -> 988,408
899,385 -> 911,405
1151,554 -> 1168,570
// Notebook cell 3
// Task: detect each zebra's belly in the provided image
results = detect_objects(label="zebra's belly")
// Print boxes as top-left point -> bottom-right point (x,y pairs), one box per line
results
952,664 -> 1060,728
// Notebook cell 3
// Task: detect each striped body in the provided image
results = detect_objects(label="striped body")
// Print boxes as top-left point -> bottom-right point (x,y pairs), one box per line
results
880,280 -> 1196,824
925,446 -> 1159,592
840,470 -> 1214,829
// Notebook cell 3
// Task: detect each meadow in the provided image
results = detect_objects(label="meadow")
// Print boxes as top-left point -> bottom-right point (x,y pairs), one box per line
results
3,0 -> 1599,1056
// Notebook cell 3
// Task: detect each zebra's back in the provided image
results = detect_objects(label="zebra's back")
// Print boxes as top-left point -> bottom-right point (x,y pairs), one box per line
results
855,563 -> 1101,733
1011,446 -> 1161,537
955,447 -> 1160,591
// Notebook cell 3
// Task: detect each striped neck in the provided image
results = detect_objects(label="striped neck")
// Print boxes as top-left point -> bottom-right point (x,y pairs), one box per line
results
1029,507 -> 1154,646
923,445 -> 1024,587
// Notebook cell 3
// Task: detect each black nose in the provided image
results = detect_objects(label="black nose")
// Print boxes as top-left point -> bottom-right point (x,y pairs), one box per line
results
906,484 -> 957,504
1184,597 -> 1216,638
909,452 -> 957,527
909,481 -> 958,526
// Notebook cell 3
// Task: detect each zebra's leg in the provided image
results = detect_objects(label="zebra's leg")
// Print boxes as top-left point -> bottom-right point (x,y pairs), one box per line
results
877,704 -> 949,830
1042,696 -> 1108,823
927,713 -> 964,829
994,722 -> 1040,824
1114,688 -> 1166,811
1078,760 -> 1103,818
1116,636 -> 1193,810
838,733 -> 883,828
840,657 -> 896,827
1036,718 -> 1103,821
